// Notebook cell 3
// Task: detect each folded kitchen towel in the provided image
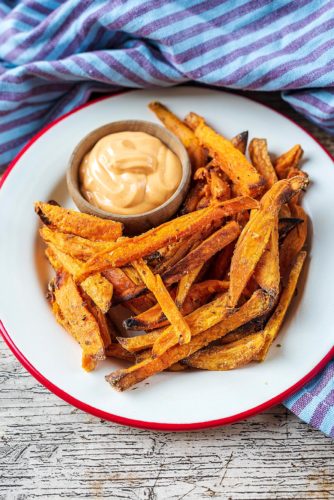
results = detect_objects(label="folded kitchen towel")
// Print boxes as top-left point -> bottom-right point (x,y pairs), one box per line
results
0,0 -> 333,436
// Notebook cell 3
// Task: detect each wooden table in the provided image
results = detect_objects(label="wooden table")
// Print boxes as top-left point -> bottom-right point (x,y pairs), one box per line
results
1,91 -> 333,499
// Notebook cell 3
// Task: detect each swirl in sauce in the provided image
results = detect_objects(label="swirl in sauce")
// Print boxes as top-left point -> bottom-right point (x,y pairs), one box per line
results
79,131 -> 182,215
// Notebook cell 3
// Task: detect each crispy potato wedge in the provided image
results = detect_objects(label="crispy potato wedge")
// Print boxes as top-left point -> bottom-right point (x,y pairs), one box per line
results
83,197 -> 259,277
229,176 -> 309,307
81,274 -> 113,314
52,273 -> 105,371
253,218 -> 280,297
186,112 -> 265,197
133,259 -> 191,346
40,226 -> 109,260
183,332 -> 266,370
274,144 -> 303,179
249,138 -> 277,187
107,289 -> 273,391
148,101 -> 206,171
259,251 -> 307,360
163,221 -> 240,285
123,279 -> 229,331
280,205 -> 308,279
35,201 -> 122,241
231,131 -> 248,154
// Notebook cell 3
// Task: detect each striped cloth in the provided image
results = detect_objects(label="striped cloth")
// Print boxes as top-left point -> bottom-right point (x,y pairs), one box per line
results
0,0 -> 333,437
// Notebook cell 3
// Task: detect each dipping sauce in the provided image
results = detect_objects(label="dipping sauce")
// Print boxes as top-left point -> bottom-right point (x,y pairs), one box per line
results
79,131 -> 182,215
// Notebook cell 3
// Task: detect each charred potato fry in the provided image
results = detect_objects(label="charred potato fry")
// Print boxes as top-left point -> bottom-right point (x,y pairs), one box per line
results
274,144 -> 303,179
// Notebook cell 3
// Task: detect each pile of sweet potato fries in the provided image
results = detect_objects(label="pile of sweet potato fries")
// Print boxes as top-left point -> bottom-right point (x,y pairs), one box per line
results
35,101 -> 309,391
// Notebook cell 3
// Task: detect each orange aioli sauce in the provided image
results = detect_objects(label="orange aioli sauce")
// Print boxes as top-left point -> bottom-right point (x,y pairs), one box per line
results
79,131 -> 182,215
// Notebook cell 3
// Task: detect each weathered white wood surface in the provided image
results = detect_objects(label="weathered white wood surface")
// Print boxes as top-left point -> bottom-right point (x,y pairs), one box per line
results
1,92 -> 333,499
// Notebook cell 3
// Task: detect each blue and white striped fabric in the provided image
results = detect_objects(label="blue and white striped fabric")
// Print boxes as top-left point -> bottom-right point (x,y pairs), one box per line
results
0,0 -> 333,437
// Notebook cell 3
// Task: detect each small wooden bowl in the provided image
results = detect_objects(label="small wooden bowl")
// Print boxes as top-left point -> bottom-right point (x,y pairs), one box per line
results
67,120 -> 191,234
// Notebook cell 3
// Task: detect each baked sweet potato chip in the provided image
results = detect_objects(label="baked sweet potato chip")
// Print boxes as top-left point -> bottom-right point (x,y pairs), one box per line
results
148,101 -> 206,171
259,251 -> 307,360
35,201 -> 122,241
183,332 -> 266,370
83,197 -> 258,276
249,138 -> 277,187
186,112 -> 265,197
106,289 -> 273,391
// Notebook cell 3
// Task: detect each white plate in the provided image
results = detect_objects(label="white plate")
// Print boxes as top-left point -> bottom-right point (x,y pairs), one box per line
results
1,87 -> 333,430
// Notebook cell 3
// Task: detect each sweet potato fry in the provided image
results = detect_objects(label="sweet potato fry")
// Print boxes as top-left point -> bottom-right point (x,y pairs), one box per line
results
253,218 -> 280,297
117,330 -> 161,353
183,332 -> 266,370
52,273 -> 105,371
40,226 -> 109,260
46,244 -> 85,280
152,292 -> 230,357
163,221 -> 240,286
278,217 -> 303,243
106,343 -> 135,361
154,237 -> 198,275
133,259 -> 191,346
231,131 -> 248,154
209,241 -> 235,280
180,181 -> 206,214
107,289 -> 273,391
228,176 -> 309,307
274,144 -> 303,179
280,205 -> 307,278
46,244 -> 114,312
123,279 -> 229,331
80,274 -> 113,314
259,251 -> 307,360
35,201 -> 122,241
122,266 -> 143,286
83,197 -> 259,277
82,293 -> 112,349
102,267 -> 146,303
209,171 -> 231,202
187,112 -> 265,197
249,138 -> 277,187
175,264 -> 203,309
148,101 -> 206,171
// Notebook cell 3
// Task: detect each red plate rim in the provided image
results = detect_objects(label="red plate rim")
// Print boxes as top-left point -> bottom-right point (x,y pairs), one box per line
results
1,87 -> 333,431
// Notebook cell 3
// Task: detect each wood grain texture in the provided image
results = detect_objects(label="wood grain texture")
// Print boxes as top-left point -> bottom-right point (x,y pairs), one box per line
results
1,91 -> 333,499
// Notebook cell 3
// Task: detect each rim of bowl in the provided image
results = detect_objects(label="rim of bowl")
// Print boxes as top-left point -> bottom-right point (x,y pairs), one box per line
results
67,120 -> 192,221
